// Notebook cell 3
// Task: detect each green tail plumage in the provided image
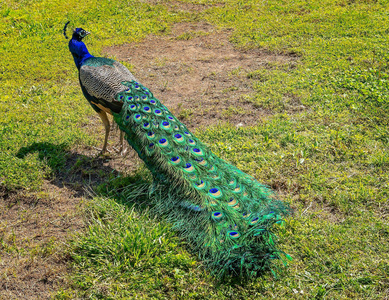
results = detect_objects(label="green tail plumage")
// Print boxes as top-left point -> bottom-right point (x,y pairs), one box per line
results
113,80 -> 292,277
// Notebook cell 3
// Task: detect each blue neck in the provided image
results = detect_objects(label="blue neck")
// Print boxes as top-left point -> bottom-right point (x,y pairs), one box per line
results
68,38 -> 94,69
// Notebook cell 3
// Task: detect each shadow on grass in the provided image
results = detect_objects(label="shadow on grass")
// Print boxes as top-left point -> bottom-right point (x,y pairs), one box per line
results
16,142 -> 130,197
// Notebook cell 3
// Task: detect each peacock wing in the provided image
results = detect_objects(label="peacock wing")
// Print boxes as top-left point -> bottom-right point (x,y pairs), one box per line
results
112,61 -> 137,82
79,58 -> 137,112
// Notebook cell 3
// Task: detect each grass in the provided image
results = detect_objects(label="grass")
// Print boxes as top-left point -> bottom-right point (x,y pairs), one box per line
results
1,0 -> 388,299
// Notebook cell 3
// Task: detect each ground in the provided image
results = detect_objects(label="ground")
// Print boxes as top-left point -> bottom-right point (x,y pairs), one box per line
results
1,0 -> 388,298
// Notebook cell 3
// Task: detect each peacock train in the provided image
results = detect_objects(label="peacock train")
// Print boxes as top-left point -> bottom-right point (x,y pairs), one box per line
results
65,22 -> 292,277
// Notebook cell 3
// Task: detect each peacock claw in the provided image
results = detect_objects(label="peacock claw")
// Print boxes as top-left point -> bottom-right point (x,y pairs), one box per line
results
113,146 -> 127,156
92,146 -> 111,156
113,137 -> 127,155
119,148 -> 128,156
101,150 -> 111,156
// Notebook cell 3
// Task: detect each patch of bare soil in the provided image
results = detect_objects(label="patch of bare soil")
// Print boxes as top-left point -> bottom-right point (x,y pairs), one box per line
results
145,0 -> 224,13
0,185 -> 82,299
105,22 -> 298,130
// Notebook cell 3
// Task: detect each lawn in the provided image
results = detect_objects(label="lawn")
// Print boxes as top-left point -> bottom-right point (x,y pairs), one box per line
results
0,0 -> 388,299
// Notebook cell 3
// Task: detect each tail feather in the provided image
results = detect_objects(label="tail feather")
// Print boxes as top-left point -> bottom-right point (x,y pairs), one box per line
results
113,80 -> 292,277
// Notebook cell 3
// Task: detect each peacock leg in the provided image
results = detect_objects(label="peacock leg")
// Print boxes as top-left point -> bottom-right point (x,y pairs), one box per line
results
97,110 -> 110,154
117,130 -> 127,155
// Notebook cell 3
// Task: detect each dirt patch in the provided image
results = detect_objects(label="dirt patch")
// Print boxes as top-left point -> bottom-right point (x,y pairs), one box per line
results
105,22 -> 298,130
146,0 -> 224,13
0,184 -> 83,299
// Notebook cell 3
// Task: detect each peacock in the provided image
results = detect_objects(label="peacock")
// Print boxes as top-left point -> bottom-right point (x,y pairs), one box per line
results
65,23 -> 292,278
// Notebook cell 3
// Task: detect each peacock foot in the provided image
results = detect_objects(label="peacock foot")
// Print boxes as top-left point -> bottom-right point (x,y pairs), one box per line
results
92,146 -> 112,157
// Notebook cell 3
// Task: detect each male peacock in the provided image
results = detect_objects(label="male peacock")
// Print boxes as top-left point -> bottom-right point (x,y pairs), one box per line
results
66,24 -> 292,277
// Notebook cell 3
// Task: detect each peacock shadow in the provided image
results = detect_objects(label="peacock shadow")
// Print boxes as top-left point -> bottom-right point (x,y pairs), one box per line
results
16,142 -> 150,200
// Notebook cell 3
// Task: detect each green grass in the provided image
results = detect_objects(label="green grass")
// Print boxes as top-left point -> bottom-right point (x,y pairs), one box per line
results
1,0 -> 388,299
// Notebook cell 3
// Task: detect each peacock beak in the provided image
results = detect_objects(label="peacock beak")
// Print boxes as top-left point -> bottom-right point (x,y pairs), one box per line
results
85,31 -> 91,36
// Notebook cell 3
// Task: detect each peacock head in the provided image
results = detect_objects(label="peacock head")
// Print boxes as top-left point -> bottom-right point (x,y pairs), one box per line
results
72,28 -> 90,41
63,22 -> 90,41
65,22 -> 94,69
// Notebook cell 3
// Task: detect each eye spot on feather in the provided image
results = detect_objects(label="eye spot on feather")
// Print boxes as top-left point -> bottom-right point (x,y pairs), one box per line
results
196,158 -> 208,166
212,211 -> 224,221
233,185 -> 242,193
154,109 -> 162,116
183,162 -> 194,173
188,139 -> 196,146
250,217 -> 259,225
228,231 -> 241,239
242,212 -> 251,219
194,180 -> 206,190
147,131 -> 155,140
158,138 -> 169,147
170,156 -> 181,165
208,187 -> 222,198
134,114 -> 142,123
173,133 -> 185,144
228,198 -> 238,207
161,121 -> 172,131
192,148 -> 204,156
